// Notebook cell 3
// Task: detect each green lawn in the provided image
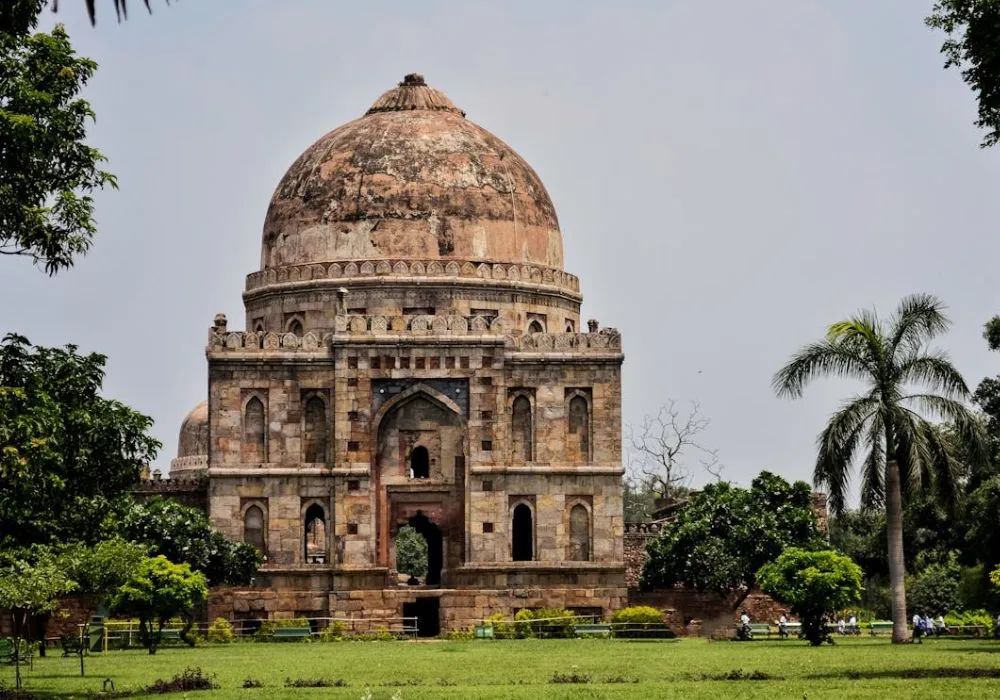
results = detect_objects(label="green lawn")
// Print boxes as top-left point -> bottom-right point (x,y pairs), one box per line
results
3,637 -> 1000,699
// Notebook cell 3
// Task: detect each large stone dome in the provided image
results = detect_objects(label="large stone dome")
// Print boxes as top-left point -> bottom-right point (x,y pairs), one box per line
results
260,74 -> 563,271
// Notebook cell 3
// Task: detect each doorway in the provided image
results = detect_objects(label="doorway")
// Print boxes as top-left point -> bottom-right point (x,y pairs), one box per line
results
402,599 -> 440,638
406,511 -> 443,586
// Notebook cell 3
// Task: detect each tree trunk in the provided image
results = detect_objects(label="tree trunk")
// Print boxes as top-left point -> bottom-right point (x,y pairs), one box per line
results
885,458 -> 908,644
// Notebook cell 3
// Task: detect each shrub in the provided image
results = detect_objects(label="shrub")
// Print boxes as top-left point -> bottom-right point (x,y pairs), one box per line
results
445,627 -> 474,640
513,608 -> 575,638
907,562 -> 960,616
550,669 -> 591,684
610,606 -> 663,625
944,609 -> 994,628
147,667 -> 217,693
242,678 -> 263,689
207,618 -> 234,644
485,612 -> 514,639
284,678 -> 347,688
317,621 -> 345,642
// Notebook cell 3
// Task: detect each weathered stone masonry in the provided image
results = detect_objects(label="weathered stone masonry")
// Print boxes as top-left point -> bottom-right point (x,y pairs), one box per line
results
169,74 -> 628,634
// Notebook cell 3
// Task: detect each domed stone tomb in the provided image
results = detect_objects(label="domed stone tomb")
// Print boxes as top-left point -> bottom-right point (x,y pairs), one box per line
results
172,74 -> 626,636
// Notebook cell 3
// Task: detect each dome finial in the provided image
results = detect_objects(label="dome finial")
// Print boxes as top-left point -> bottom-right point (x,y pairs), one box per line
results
366,74 -> 465,117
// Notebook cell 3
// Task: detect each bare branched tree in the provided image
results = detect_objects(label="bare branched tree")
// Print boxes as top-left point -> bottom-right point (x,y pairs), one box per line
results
627,400 -> 722,503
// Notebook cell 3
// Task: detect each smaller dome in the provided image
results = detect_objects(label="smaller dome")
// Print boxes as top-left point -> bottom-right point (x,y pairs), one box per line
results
177,400 -> 208,458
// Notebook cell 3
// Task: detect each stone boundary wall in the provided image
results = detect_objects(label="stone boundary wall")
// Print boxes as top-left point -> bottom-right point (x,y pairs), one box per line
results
132,477 -> 208,512
628,589 -> 789,638
245,259 -> 581,295
208,585 -> 628,632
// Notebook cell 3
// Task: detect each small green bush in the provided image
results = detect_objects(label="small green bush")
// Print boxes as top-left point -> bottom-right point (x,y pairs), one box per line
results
207,617 -> 234,644
317,620 -> 345,642
944,609 -> 994,628
513,608 -> 575,638
485,612 -> 514,639
610,606 -> 663,625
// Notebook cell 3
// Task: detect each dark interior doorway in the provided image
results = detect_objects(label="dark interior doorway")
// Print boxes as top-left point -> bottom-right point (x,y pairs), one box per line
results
410,446 -> 429,479
407,511 -> 443,586
403,598 -> 440,638
512,503 -> 533,561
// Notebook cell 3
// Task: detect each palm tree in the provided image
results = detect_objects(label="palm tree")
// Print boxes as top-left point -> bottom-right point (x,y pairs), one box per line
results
773,294 -> 986,643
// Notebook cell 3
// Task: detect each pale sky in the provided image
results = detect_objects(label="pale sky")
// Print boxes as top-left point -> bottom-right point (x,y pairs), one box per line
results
3,1 -> 998,496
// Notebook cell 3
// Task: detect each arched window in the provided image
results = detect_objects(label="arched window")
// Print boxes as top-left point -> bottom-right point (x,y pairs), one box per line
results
410,446 -> 429,479
303,396 -> 327,463
244,505 -> 265,553
511,503 -> 533,561
527,320 -> 544,334
511,396 -> 533,463
243,396 -> 266,463
569,504 -> 590,561
253,320 -> 265,332
568,395 -> 590,463
304,503 -> 326,563
287,319 -> 304,336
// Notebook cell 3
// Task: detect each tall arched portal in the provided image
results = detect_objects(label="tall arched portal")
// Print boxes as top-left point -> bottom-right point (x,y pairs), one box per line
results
374,387 -> 467,584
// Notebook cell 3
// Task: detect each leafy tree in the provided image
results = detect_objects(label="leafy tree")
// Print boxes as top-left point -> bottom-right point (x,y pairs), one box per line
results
0,3 -> 116,274
394,525 -> 428,580
55,537 -> 147,595
0,550 -> 75,688
990,564 -> 1000,590
113,497 -> 261,586
985,316 -> 1000,352
964,475 -> 1000,573
927,1 -> 1000,148
907,560 -> 960,617
773,294 -> 987,643
0,1 -> 171,33
757,547 -> 863,646
829,510 -> 888,580
0,334 -> 160,548
108,555 -> 207,654
641,471 -> 825,607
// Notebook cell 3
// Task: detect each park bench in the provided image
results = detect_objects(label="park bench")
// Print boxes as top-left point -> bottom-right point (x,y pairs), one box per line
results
748,623 -> 772,638
474,625 -> 494,639
271,626 -> 313,641
574,623 -> 612,637
158,629 -> 183,645
778,622 -> 802,638
61,634 -> 84,657
869,621 -> 893,635
0,639 -> 34,668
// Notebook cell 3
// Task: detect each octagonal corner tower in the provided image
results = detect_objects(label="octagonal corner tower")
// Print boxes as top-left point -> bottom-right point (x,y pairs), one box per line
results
242,74 -> 581,335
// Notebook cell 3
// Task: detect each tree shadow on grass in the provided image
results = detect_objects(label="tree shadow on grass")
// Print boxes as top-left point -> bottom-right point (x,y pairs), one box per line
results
807,668 -> 1000,680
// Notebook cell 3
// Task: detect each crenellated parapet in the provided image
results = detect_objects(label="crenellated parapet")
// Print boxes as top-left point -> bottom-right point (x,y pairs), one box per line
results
244,259 -> 581,296
510,328 -> 622,353
207,322 -> 622,355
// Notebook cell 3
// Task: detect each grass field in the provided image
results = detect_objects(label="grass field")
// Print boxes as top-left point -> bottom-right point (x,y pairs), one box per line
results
3,637 -> 1000,699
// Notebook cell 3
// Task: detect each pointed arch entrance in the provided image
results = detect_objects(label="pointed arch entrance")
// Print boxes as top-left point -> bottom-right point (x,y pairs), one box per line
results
373,385 -> 468,585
